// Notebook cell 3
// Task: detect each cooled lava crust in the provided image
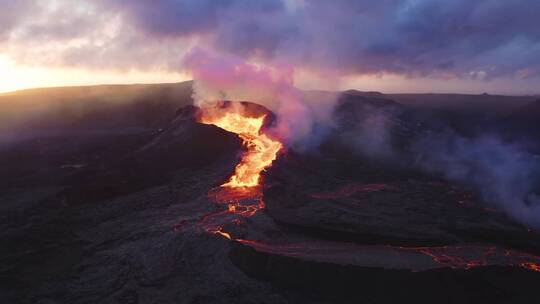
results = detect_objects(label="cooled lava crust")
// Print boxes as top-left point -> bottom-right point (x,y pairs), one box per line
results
2,89 -> 540,304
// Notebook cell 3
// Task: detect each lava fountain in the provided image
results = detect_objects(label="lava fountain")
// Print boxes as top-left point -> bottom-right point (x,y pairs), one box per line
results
196,102 -> 283,238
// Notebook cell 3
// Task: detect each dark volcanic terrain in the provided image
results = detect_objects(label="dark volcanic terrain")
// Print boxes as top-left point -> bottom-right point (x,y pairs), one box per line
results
1,82 -> 540,303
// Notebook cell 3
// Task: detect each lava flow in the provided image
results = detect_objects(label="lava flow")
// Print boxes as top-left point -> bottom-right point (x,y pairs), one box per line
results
196,102 -> 283,239
200,110 -> 282,188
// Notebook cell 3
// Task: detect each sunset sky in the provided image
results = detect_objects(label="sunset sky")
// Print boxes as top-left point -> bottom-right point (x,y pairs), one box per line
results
1,0 -> 539,94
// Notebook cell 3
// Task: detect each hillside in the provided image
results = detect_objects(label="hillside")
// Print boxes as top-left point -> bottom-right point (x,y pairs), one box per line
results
0,82 -> 194,137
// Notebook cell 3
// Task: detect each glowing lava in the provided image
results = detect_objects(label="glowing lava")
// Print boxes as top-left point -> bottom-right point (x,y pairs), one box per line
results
196,103 -> 283,239
521,262 -> 540,272
200,111 -> 282,188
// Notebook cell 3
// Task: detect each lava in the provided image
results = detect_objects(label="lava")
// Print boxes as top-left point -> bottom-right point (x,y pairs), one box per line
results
200,110 -> 282,188
520,262 -> 540,272
196,103 -> 283,238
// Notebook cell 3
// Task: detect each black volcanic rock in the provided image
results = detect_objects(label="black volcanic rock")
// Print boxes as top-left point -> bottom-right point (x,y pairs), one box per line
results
139,104 -> 241,169
313,91 -> 422,161
0,82 -> 194,134
45,105 -> 242,205
333,92 -> 409,133
499,99 -> 540,143
516,98 -> 540,115
229,239 -> 540,304
264,151 -> 534,248
2,89 -> 540,304
386,93 -> 535,112
261,93 -> 540,252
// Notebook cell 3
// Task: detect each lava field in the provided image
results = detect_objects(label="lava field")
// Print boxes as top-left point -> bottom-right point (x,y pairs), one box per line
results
1,84 -> 540,303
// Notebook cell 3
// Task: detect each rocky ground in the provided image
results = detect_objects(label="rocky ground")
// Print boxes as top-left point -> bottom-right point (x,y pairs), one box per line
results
1,90 -> 540,303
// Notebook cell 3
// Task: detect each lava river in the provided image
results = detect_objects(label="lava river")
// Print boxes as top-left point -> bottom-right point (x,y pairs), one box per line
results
196,102 -> 283,239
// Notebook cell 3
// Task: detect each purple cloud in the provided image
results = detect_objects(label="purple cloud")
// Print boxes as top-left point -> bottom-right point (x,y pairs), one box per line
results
2,0 -> 540,80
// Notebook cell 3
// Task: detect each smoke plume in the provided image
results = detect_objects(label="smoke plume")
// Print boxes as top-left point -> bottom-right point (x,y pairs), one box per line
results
184,49 -> 338,148
336,100 -> 540,229
413,132 -> 540,228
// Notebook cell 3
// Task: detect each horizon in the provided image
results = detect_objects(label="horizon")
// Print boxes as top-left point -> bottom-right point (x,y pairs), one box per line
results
2,80 -> 539,97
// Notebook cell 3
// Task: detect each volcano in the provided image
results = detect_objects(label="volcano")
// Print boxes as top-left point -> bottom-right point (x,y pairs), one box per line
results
1,83 -> 540,304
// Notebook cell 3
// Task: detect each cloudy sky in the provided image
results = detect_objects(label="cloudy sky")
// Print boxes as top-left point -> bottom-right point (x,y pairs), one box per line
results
1,0 -> 539,94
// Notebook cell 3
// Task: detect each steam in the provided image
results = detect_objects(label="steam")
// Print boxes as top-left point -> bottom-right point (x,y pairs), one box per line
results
338,100 -> 540,229
184,49 -> 338,148
412,133 -> 540,228
338,100 -> 399,160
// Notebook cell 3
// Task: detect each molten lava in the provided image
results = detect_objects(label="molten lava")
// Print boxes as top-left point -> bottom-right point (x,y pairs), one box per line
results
200,111 -> 282,189
196,103 -> 283,239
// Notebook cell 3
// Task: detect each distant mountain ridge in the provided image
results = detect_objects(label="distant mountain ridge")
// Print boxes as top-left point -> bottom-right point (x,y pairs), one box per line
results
1,81 -> 538,142
0,81 -> 194,134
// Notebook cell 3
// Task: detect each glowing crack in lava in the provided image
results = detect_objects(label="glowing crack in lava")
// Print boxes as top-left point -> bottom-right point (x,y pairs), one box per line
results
196,104 -> 283,239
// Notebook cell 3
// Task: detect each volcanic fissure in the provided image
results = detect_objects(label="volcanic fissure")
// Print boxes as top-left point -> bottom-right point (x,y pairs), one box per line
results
196,102 -> 283,239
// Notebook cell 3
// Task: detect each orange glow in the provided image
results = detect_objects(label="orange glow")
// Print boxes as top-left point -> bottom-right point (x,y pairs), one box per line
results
521,262 -> 540,272
195,103 -> 283,240
200,111 -> 282,188
215,228 -> 232,240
